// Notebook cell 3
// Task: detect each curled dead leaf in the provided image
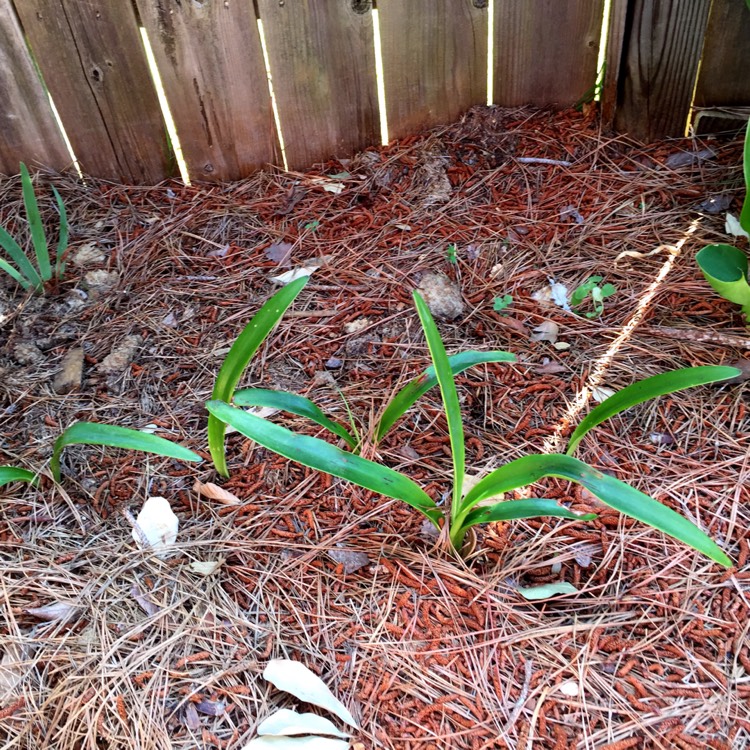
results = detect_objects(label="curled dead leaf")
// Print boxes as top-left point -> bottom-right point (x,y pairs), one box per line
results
193,481 -> 241,506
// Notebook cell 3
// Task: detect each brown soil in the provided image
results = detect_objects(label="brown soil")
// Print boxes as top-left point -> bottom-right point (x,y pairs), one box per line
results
1,106 -> 748,750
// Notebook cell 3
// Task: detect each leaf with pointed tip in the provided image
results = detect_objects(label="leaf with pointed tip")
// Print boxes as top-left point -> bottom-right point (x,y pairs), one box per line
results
234,388 -> 357,449
206,401 -> 441,525
517,582 -> 578,600
567,366 -> 741,455
52,186 -> 68,278
0,466 -> 38,488
209,276 -> 309,477
462,498 -> 596,529
696,245 -> 750,315
375,350 -> 515,442
460,454 -> 730,567
20,163 -> 50,281
51,422 -> 201,482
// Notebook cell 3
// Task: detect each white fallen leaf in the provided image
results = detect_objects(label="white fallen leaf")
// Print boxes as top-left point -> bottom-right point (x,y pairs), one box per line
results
531,286 -> 553,305
590,385 -> 616,403
257,709 -> 350,738
271,266 -> 318,285
0,644 -> 27,702
140,423 -> 160,434
530,321 -> 559,343
548,279 -> 571,311
193,480 -> 242,505
243,737 -> 350,749
553,341 -> 571,351
263,660 -> 358,729
132,497 -> 178,558
517,582 -> 578,600
725,213 -> 750,240
559,680 -> 579,697
25,601 -> 79,621
189,560 -> 224,576
395,223 -> 412,231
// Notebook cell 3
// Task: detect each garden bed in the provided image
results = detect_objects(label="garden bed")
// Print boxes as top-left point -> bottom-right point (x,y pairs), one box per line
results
1,106 -> 748,750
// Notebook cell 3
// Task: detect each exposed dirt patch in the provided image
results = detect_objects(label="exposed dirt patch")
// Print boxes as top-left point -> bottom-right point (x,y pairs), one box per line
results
1,107 -> 748,749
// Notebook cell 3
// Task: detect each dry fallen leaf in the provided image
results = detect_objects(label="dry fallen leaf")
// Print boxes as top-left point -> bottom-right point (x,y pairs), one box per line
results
25,601 -> 79,621
0,643 -> 26,702
516,582 -> 578,600
193,480 -> 241,506
271,266 -> 318,285
327,549 -> 369,575
533,360 -> 567,375
130,583 -> 161,616
243,737 -> 350,749
132,496 -> 178,558
189,560 -> 224,576
257,709 -> 350,738
530,321 -> 559,343
263,660 -> 358,729
559,680 -> 580,697
590,385 -> 616,403
264,241 -> 294,266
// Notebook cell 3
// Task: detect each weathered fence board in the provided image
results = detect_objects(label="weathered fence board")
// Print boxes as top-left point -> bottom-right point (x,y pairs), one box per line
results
137,0 -> 279,182
614,0 -> 712,141
257,0 -> 379,171
0,2 -> 69,176
493,0 -> 604,107
600,0 -> 630,127
693,0 -> 750,109
377,0 -> 487,141
15,0 -> 171,183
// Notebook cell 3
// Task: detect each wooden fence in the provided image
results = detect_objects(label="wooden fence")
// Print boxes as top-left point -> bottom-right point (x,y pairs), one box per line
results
1,0 -> 749,183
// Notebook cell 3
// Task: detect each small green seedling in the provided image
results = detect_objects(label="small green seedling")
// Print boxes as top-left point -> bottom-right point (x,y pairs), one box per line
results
696,122 -> 750,321
207,292 -> 737,567
0,163 -> 69,292
570,276 -> 616,318
51,422 -> 202,482
493,294 -> 513,312
446,244 -> 458,264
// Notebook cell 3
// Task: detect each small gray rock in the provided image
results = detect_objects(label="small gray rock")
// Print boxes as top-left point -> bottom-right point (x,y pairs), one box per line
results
83,270 -> 118,296
53,348 -> 84,394
13,342 -> 45,365
417,272 -> 464,320
98,335 -> 142,375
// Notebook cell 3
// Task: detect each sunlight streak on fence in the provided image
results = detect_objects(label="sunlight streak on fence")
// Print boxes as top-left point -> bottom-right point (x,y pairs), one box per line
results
257,18 -> 288,172
372,8 -> 390,145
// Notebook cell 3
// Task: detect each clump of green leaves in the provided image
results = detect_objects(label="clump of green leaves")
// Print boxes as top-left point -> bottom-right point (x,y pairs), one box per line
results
570,276 -> 616,318
493,294 -> 513,312
0,163 -> 69,292
207,292 -> 737,567
696,122 -> 750,320
446,243 -> 457,264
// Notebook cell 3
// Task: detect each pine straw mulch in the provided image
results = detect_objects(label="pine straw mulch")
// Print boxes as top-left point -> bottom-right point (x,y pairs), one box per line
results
0,106 -> 749,750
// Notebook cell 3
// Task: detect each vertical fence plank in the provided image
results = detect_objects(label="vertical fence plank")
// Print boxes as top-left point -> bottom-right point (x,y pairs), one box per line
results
137,0 -> 279,182
693,0 -> 750,109
377,0 -> 487,142
0,2 -> 69,175
493,0 -> 604,107
600,0 -> 629,127
257,0 -> 379,171
614,0 -> 712,142
15,0 -> 171,183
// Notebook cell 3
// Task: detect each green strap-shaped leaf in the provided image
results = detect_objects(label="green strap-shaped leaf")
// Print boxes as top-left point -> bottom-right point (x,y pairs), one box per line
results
375,350 -> 516,442
567,366 -> 741,455
206,400 -> 441,525
234,388 -> 357,449
412,292 -> 465,524
740,120 -> 750,234
20,163 -> 51,282
0,224 -> 43,290
0,257 -> 32,290
696,244 -> 750,315
52,186 -> 69,278
459,453 -> 730,567
0,466 -> 38,488
51,422 -> 202,482
209,276 -> 309,477
462,498 -> 596,529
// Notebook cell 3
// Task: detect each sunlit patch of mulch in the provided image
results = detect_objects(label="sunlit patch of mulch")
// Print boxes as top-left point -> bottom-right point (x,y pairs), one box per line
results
1,106 -> 748,749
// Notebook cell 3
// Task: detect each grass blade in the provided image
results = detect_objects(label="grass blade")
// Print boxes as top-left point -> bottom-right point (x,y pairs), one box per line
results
0,224 -> 43,290
462,498 -> 596,529
0,257 -> 32,290
412,292 -> 465,525
460,454 -> 731,566
234,388 -> 357,449
740,120 -> 750,234
52,186 -> 69,278
208,276 -> 309,477
51,422 -> 202,482
20,163 -> 51,282
567,366 -> 741,455
206,400 -> 441,525
375,350 -> 516,442
0,466 -> 38,488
